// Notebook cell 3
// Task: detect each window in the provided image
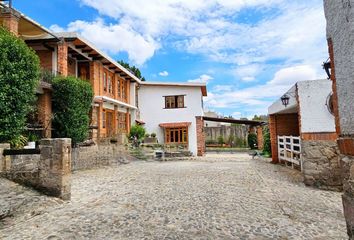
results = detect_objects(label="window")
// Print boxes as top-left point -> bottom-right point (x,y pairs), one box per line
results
165,95 -> 185,109
103,72 -> 107,92
118,112 -> 127,132
102,111 -> 106,128
165,127 -> 188,144
122,81 -> 126,100
108,76 -> 112,93
117,78 -> 121,98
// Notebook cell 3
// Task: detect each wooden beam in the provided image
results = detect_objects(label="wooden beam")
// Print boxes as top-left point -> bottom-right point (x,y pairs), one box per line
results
92,56 -> 104,60
89,53 -> 99,57
75,45 -> 86,49
102,62 -> 111,66
109,66 -> 116,70
82,49 -> 92,53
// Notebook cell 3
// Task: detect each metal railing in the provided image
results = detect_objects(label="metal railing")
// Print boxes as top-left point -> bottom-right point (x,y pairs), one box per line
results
278,135 -> 302,171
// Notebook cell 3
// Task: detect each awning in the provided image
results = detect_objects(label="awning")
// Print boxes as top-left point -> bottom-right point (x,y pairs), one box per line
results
135,119 -> 145,125
159,122 -> 191,128
94,96 -> 137,110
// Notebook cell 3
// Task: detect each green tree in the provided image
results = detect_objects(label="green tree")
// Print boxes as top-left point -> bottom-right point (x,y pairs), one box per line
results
262,126 -> 272,156
117,60 -> 146,81
52,76 -> 93,146
217,135 -> 225,145
129,124 -> 146,141
0,27 -> 40,143
247,133 -> 258,149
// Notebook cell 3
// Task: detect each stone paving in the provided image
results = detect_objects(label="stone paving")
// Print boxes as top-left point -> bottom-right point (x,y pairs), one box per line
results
0,153 -> 347,239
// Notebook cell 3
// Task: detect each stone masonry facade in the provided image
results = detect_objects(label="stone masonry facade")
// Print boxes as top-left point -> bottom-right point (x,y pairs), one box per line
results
302,140 -> 342,191
196,117 -> 205,156
324,1 -> 354,238
0,139 -> 72,200
71,143 -> 130,171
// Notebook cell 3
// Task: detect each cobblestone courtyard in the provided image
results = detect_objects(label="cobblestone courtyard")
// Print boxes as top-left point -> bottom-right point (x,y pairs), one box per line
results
0,154 -> 347,239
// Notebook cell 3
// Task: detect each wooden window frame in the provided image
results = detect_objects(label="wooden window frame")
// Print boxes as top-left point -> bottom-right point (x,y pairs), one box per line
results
103,72 -> 107,92
164,95 -> 186,109
164,127 -> 188,144
102,110 -> 106,129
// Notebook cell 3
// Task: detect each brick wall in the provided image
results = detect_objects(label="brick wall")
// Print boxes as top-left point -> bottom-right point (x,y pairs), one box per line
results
196,117 -> 205,156
68,57 -> 76,77
269,113 -> 299,163
37,89 -> 52,138
0,9 -> 20,36
36,50 -> 53,71
257,126 -> 264,150
57,41 -> 68,76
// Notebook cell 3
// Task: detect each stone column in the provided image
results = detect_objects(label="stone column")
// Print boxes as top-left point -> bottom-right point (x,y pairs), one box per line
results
0,143 -> 10,172
196,116 -> 205,156
38,139 -> 71,200
0,7 -> 20,36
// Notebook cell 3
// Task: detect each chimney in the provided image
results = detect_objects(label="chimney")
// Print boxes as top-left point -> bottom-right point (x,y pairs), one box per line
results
0,6 -> 20,36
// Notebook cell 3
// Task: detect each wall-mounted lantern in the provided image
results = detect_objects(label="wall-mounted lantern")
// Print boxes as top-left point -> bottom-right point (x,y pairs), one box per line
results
323,59 -> 331,79
281,94 -> 290,107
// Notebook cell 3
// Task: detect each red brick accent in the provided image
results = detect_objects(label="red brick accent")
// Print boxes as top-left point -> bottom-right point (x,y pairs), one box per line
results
37,89 -> 52,138
196,117 -> 205,156
68,57 -> 76,77
57,41 -> 68,76
0,9 -> 20,36
301,132 -> 337,141
36,50 -> 53,71
338,138 -> 354,156
257,126 -> 264,150
327,38 -> 341,135
269,113 -> 300,163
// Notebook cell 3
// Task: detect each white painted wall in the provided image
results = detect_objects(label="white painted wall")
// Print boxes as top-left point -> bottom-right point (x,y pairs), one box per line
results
138,85 -> 204,155
297,80 -> 336,133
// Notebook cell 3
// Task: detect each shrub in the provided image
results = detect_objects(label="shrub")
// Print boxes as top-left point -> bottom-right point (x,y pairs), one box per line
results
228,135 -> 235,147
129,124 -> 146,141
151,133 -> 156,138
0,27 -> 40,143
248,133 -> 258,149
52,76 -> 93,146
217,135 -> 225,145
145,133 -> 150,138
206,139 -> 217,145
9,135 -> 28,149
262,126 -> 272,156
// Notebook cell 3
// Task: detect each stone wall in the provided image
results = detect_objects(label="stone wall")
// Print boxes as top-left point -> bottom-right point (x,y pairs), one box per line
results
0,139 -> 72,200
72,143 -> 129,171
1,154 -> 40,187
302,140 -> 342,191
205,125 -> 248,146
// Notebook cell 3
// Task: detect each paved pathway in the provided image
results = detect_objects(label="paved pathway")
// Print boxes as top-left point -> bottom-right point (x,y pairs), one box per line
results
0,154 -> 347,239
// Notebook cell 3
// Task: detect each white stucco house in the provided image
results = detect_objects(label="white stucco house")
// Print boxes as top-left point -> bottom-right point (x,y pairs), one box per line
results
268,79 -> 341,190
138,81 -> 207,156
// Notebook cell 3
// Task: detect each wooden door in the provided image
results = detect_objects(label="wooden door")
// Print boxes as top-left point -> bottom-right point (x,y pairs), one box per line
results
106,111 -> 114,137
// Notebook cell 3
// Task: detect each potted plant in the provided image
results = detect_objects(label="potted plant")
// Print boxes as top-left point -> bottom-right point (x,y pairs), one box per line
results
151,133 -> 156,138
26,133 -> 39,149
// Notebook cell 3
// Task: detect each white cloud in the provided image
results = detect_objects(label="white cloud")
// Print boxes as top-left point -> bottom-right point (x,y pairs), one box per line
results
234,64 -> 263,82
159,71 -> 169,77
50,19 -> 159,65
50,24 -> 65,32
205,65 -> 320,112
188,74 -> 214,84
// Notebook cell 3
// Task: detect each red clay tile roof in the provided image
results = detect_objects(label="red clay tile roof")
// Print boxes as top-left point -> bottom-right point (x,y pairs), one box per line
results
159,122 -> 192,128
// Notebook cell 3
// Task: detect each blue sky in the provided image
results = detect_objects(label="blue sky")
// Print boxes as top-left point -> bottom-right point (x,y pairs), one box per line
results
14,0 -> 327,119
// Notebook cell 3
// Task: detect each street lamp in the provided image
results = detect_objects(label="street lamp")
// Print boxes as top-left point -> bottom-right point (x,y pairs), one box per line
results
281,94 -> 290,107
323,59 -> 331,79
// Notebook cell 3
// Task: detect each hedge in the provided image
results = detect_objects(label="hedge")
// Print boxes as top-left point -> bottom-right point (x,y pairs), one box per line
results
0,27 -> 40,143
52,76 -> 93,145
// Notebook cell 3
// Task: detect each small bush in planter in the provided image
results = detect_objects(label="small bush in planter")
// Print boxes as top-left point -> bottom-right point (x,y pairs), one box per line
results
217,136 -> 225,145
151,133 -> 156,138
145,133 -> 150,138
